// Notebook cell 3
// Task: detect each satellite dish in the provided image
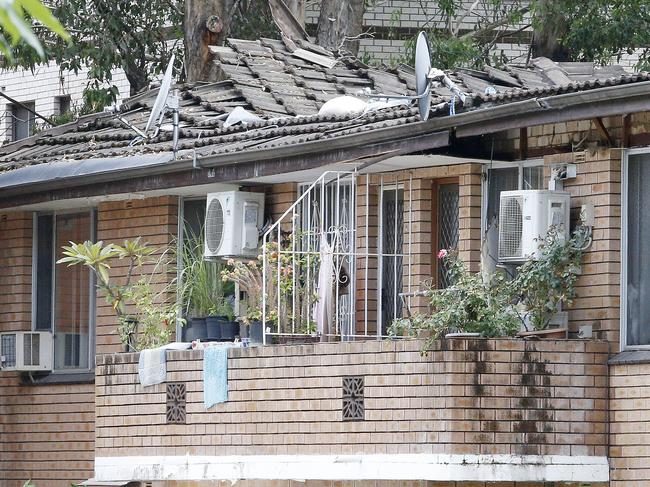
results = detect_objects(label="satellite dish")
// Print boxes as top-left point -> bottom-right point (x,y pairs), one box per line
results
415,31 -> 432,121
145,54 -> 175,133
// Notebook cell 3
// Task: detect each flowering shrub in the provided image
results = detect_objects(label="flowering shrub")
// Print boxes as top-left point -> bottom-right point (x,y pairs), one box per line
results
390,225 -> 591,347
390,249 -> 519,349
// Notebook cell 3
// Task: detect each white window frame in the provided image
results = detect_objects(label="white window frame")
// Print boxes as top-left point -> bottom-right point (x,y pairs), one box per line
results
620,147 -> 650,350
481,158 -> 544,234
31,209 -> 97,372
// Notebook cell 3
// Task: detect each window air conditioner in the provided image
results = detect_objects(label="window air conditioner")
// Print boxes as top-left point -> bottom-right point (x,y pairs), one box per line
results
204,191 -> 265,258
0,331 -> 53,372
498,190 -> 571,263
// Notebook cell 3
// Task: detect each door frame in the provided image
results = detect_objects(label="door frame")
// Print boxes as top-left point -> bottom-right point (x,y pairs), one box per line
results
431,177 -> 460,288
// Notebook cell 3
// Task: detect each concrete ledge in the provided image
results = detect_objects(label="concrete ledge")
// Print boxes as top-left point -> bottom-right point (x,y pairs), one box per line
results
95,454 -> 609,483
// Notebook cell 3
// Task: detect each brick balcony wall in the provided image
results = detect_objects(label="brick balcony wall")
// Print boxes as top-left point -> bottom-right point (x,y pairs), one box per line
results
95,338 -> 609,459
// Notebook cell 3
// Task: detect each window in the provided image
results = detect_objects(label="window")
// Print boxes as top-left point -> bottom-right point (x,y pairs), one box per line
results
55,95 -> 71,116
33,211 -> 95,370
623,151 -> 650,347
483,161 -> 544,269
11,101 -> 35,141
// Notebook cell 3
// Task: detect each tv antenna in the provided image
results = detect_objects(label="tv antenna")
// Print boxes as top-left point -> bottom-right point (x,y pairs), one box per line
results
120,54 -> 181,157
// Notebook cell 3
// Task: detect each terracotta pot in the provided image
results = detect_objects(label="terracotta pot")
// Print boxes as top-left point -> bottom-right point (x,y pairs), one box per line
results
517,327 -> 568,340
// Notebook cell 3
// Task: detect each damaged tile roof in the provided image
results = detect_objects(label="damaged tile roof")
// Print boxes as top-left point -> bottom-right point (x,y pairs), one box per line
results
0,36 -> 647,174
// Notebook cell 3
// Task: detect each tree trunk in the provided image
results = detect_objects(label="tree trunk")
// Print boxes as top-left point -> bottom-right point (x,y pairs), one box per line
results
285,0 -> 305,27
316,0 -> 365,56
185,0 -> 234,82
531,0 -> 570,61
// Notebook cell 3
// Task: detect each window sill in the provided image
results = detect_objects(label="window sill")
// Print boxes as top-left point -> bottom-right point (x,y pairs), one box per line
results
20,370 -> 95,386
608,350 -> 650,365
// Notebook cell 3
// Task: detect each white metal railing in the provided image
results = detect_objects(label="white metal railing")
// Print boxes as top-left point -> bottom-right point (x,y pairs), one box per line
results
262,170 -> 414,343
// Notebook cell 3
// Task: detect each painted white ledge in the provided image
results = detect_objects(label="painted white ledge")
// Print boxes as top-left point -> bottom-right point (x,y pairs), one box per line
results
95,454 -> 609,483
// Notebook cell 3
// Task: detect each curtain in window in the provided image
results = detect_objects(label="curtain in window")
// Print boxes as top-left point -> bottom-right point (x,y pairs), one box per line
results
627,154 -> 650,346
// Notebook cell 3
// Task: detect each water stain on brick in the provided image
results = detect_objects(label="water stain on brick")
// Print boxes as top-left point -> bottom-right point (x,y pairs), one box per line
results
513,343 -> 555,452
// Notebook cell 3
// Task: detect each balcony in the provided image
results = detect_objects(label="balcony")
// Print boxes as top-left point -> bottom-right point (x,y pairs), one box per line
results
94,337 -> 609,484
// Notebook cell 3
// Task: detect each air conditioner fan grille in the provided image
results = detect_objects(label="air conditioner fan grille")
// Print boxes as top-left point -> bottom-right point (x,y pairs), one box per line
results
206,198 -> 225,253
499,196 -> 523,259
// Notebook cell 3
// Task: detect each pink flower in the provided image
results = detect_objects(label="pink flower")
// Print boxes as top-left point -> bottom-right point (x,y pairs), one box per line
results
437,249 -> 448,259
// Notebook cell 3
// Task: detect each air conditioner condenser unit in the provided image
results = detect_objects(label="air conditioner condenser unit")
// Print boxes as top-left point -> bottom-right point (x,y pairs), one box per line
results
0,331 -> 53,372
204,190 -> 265,258
498,189 -> 571,263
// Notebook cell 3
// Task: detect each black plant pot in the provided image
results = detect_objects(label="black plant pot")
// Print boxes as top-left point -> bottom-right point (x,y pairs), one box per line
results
184,317 -> 208,342
220,320 -> 239,341
205,316 -> 222,340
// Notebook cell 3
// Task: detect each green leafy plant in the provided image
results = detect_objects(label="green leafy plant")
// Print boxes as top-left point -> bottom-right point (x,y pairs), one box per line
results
0,0 -> 69,61
514,225 -> 591,330
221,258 -> 265,326
390,249 -> 520,349
57,237 -> 181,351
179,230 -> 231,318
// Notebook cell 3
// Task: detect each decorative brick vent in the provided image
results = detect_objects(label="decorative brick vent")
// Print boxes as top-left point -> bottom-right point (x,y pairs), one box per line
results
342,376 -> 364,421
166,383 -> 186,424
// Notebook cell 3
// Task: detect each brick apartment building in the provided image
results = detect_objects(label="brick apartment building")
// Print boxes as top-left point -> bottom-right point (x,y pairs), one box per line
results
1,35 -> 650,486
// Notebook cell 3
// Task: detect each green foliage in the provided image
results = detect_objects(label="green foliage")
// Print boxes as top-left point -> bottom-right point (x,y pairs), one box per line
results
221,257 -> 264,325
179,229 -> 230,318
57,237 -> 181,351
397,0 -> 529,69
9,0 -> 183,104
229,0 -> 279,41
390,249 -> 520,349
0,0 -> 69,61
542,0 -> 650,70
514,225 -> 590,330
397,0 -> 650,71
391,225 -> 591,351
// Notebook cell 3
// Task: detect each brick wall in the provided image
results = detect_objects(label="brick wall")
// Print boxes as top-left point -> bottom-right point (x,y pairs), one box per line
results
0,211 -> 95,487
543,149 -> 622,348
96,196 -> 179,354
95,338 -> 609,460
610,362 -> 650,485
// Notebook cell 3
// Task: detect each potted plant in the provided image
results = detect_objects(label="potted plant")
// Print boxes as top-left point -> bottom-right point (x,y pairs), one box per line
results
389,249 -> 520,351
180,231 -> 234,341
513,225 -> 590,338
208,298 -> 237,340
221,258 -> 266,344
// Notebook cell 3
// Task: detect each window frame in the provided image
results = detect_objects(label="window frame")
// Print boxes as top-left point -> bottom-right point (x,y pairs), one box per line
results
31,209 -> 97,373
11,101 -> 36,141
481,158 -> 544,235
621,148 -> 650,350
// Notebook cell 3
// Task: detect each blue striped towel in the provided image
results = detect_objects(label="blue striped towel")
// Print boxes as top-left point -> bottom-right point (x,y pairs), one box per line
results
203,345 -> 229,408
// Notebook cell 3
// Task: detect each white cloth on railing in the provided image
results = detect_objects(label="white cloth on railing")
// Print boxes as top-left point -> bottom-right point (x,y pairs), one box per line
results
137,342 -> 191,387
314,234 -> 334,337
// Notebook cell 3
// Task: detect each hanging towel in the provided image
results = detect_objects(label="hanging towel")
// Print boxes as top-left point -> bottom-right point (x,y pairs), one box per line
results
203,345 -> 230,408
138,342 -> 191,387
138,347 -> 167,387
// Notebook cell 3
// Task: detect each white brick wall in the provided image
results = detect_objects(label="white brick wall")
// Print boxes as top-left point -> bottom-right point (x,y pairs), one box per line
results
0,62 -> 130,143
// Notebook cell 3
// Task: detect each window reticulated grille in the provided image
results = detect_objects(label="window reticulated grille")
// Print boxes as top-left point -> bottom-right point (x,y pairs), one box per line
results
166,383 -> 186,424
499,196 -> 523,259
1,334 -> 16,368
342,376 -> 364,421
